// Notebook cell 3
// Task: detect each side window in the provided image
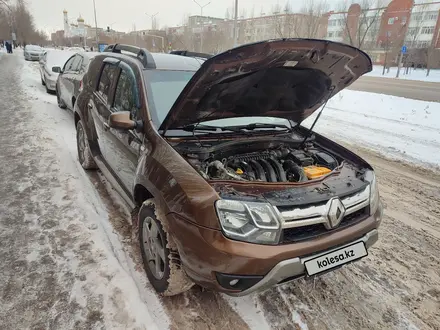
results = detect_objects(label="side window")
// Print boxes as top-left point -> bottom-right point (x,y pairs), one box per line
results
113,70 -> 138,119
97,63 -> 118,101
63,56 -> 75,72
70,55 -> 82,71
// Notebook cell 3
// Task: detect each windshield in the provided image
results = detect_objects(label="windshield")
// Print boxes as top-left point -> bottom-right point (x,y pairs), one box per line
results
144,70 -> 291,132
144,70 -> 195,126
26,45 -> 42,51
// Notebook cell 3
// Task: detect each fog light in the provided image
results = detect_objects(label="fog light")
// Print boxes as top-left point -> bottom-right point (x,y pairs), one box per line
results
216,272 -> 263,291
229,279 -> 239,286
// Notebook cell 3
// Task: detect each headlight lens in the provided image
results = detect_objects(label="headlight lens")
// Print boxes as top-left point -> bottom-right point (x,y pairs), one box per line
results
215,200 -> 281,245
365,171 -> 380,216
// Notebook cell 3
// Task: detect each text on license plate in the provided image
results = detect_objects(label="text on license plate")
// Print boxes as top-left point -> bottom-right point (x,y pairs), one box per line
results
304,241 -> 367,276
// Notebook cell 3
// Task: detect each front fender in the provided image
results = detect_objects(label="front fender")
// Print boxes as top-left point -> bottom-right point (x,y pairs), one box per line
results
134,131 -> 221,229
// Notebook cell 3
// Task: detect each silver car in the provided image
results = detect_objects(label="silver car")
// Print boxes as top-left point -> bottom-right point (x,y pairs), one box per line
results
39,50 -> 76,93
24,45 -> 45,61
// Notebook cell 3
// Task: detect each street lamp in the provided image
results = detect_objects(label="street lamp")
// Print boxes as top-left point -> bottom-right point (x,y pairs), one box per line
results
233,0 -> 238,47
93,0 -> 99,48
193,0 -> 210,52
146,12 -> 159,30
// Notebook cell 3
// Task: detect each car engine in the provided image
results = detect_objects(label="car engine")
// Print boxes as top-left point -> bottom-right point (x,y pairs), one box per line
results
191,145 -> 340,182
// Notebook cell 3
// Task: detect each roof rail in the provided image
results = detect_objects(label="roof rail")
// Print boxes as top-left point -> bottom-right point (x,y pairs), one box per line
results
170,50 -> 213,60
103,44 -> 156,69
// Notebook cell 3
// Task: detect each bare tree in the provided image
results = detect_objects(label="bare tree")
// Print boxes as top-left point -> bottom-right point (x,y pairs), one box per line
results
292,0 -> 329,38
271,3 -> 285,38
405,3 -> 429,50
271,0 -> 327,39
339,0 -> 384,50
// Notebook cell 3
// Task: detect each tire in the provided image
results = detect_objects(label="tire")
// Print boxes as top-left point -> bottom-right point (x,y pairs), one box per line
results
139,200 -> 194,296
45,84 -> 51,94
76,120 -> 97,170
56,88 -> 67,109
41,77 -> 46,86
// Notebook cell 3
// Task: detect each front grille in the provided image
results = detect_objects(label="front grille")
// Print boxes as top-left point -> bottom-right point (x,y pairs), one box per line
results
280,206 -> 369,244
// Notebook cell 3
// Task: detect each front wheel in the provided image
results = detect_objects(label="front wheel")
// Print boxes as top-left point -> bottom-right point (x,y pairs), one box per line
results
139,200 -> 193,296
76,120 -> 97,170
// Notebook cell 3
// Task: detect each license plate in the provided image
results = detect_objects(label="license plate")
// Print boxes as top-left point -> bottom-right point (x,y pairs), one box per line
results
304,241 -> 367,276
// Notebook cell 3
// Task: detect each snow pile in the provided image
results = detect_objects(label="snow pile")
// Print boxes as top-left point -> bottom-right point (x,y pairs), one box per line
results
366,65 -> 440,83
303,89 -> 440,168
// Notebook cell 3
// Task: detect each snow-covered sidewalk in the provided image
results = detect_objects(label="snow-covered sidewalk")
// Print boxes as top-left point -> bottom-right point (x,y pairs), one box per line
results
366,65 -> 440,83
0,48 -> 168,330
303,89 -> 440,169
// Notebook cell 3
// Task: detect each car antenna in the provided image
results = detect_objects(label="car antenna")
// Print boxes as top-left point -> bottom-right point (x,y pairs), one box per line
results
300,86 -> 335,148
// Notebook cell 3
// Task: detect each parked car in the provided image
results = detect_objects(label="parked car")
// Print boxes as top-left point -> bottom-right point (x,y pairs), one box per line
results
24,45 -> 45,61
66,46 -> 86,52
56,52 -> 99,110
74,41 -> 383,297
39,50 -> 76,93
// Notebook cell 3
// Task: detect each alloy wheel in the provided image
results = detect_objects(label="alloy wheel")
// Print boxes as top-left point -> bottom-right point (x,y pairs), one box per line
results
142,216 -> 166,280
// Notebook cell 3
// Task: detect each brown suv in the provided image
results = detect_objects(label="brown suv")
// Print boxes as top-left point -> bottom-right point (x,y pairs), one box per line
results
74,40 -> 383,297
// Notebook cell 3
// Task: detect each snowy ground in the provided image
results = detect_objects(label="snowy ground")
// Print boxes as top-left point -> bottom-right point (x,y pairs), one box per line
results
303,89 -> 440,169
366,65 -> 440,82
1,51 -> 440,330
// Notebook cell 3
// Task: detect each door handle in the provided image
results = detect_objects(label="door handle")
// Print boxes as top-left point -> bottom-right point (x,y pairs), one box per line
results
87,103 -> 93,110
104,122 -> 110,131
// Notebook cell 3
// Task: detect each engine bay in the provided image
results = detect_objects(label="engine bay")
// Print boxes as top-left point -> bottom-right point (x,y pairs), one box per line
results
181,141 -> 343,183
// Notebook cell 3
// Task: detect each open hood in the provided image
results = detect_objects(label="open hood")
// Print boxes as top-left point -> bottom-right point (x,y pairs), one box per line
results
159,39 -> 372,132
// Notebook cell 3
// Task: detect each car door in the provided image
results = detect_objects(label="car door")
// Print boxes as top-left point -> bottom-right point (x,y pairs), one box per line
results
58,55 -> 76,105
89,59 -> 120,180
105,64 -> 143,192
71,54 -> 88,102
63,55 -> 83,109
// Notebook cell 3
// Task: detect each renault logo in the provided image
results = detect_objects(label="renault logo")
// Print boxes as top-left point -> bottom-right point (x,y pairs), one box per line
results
325,198 -> 346,230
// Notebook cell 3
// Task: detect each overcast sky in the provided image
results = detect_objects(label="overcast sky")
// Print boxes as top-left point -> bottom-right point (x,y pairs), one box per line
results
28,0 -> 347,34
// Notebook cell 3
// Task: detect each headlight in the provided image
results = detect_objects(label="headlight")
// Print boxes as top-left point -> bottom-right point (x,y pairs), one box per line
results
215,200 -> 281,245
365,171 -> 380,216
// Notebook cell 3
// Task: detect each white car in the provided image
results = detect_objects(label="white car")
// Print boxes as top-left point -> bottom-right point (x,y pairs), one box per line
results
39,50 -> 76,93
24,45 -> 45,61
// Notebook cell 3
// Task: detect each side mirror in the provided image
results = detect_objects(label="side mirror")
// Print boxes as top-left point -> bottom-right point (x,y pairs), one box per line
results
109,111 -> 135,130
52,66 -> 62,73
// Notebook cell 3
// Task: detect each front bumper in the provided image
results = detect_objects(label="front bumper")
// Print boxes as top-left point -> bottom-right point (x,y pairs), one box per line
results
25,54 -> 41,61
167,204 -> 382,295
226,229 -> 378,296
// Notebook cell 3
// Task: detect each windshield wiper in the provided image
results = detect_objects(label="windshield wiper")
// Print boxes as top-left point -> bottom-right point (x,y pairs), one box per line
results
220,122 -> 292,131
179,124 -> 244,133
178,122 -> 293,135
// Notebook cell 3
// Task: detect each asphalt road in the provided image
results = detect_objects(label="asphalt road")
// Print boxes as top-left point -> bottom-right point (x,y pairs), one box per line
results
349,76 -> 440,102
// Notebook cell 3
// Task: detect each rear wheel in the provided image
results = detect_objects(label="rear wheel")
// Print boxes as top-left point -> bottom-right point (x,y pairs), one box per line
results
139,200 -> 193,296
76,120 -> 97,170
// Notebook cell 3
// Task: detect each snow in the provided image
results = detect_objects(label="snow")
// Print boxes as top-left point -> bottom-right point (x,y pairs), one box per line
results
14,49 -> 440,329
20,58 -> 169,330
303,89 -> 440,169
366,65 -> 440,83
223,295 -> 272,330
